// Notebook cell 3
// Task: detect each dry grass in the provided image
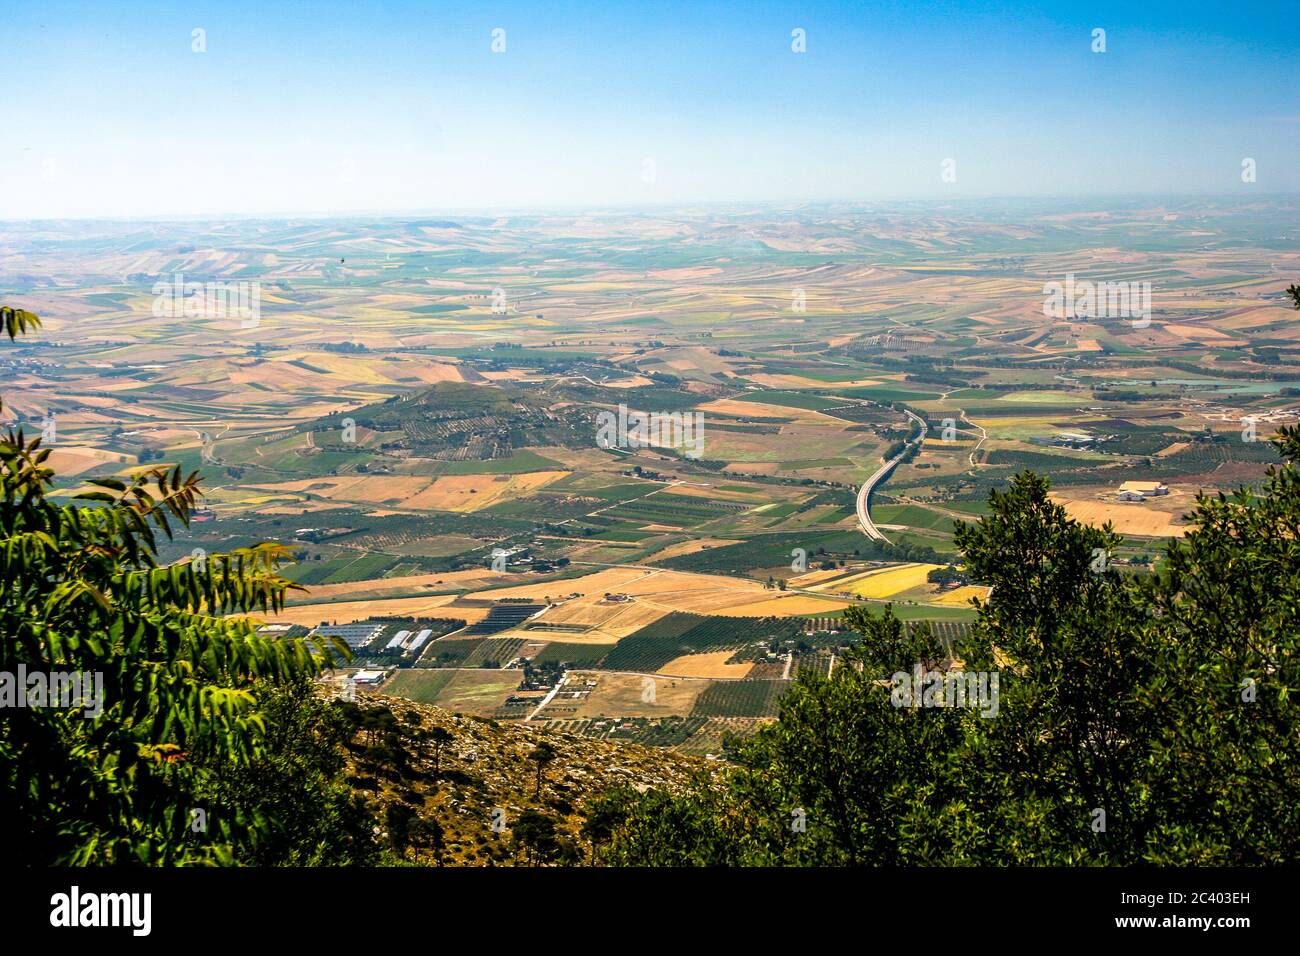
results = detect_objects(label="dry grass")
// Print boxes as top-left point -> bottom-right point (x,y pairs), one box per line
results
290,569 -> 508,603
404,472 -> 567,512
644,537 -> 743,561
705,594 -> 850,616
565,671 -> 708,718
1050,494 -> 1190,538
657,651 -> 754,679
255,593 -> 490,627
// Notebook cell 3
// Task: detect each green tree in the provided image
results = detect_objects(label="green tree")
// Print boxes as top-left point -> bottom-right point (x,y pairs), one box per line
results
511,808 -> 559,866
580,789 -> 633,865
595,426 -> 1300,866
429,725 -> 453,778
527,741 -> 556,797
1,311 -> 347,865
194,678 -> 377,866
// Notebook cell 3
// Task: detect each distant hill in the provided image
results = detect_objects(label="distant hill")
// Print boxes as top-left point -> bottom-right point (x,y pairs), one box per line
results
310,381 -> 595,460
307,377 -> 716,462
402,219 -> 462,231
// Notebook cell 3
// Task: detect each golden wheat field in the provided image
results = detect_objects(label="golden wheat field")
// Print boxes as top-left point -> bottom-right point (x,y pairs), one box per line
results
657,650 -> 755,679
1050,495 -> 1191,538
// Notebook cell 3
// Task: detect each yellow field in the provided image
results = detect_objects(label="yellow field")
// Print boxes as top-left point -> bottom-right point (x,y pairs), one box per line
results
706,594 -> 849,616
256,593 -> 491,627
249,475 -> 425,502
46,446 -> 131,476
645,538 -> 743,561
258,500 -> 352,514
813,563 -> 942,599
536,600 -> 627,628
693,398 -> 815,421
574,601 -> 673,642
479,566 -> 654,600
403,472 -> 568,512
657,650 -> 754,679
529,597 -> 677,642
663,483 -> 768,503
930,585 -> 990,607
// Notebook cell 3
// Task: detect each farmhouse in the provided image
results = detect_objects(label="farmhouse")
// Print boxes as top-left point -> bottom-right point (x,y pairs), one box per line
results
1117,480 -> 1169,502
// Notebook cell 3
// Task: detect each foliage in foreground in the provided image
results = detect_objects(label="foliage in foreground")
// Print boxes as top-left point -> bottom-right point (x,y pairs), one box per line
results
588,432 -> 1300,865
1,312 -> 365,865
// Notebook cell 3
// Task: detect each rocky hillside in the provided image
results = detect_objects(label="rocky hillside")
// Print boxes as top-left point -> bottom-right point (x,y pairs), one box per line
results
341,693 -> 717,865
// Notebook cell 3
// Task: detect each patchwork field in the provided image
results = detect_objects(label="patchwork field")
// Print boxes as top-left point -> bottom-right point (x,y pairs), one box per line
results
7,201 -> 1297,751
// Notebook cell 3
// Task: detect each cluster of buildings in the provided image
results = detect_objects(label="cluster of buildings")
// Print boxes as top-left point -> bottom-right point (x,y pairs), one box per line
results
1030,431 -> 1107,450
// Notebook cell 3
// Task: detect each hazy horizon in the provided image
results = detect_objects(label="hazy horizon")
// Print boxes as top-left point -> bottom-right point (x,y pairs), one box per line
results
2,193 -> 1298,227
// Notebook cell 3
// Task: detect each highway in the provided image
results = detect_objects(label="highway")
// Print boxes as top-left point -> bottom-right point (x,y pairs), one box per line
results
855,409 -> 928,543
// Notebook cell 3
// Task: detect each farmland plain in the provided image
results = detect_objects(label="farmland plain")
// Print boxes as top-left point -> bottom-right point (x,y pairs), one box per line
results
4,200 -> 1297,753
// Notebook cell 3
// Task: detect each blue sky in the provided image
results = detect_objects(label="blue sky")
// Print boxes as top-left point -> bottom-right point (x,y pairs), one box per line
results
2,0 -> 1296,217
